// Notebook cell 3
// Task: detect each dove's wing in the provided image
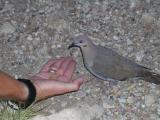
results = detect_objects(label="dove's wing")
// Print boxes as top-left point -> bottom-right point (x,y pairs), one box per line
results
87,46 -> 142,81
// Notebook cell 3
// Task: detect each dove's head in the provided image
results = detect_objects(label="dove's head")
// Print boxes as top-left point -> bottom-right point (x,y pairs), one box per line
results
68,35 -> 93,49
68,34 -> 96,67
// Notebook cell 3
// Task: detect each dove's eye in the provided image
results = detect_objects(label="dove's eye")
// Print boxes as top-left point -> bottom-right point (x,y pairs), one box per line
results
79,40 -> 83,43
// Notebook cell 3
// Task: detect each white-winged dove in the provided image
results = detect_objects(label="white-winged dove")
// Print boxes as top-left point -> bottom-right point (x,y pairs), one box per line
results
68,35 -> 160,84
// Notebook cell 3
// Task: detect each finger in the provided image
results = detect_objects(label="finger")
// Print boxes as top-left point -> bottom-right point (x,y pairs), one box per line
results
57,76 -> 84,92
50,58 -> 65,72
63,60 -> 76,81
71,76 -> 84,90
39,59 -> 58,73
50,57 -> 69,76
57,57 -> 74,76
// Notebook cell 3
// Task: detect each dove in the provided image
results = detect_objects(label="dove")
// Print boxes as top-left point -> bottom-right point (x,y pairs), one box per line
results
68,35 -> 160,84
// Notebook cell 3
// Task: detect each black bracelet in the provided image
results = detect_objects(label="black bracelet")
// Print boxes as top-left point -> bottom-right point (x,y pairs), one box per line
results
18,79 -> 36,109
7,79 -> 36,110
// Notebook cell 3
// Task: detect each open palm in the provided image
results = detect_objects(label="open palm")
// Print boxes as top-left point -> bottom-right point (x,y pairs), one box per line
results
30,57 -> 84,101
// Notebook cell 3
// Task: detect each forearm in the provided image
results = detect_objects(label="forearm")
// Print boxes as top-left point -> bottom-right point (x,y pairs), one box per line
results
0,70 -> 28,102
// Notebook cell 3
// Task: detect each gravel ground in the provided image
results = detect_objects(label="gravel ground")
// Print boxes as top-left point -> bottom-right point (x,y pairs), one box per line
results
1,0 -> 160,120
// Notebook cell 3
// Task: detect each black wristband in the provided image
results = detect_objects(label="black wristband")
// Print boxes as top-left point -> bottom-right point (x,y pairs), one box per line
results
17,79 -> 36,109
7,79 -> 36,110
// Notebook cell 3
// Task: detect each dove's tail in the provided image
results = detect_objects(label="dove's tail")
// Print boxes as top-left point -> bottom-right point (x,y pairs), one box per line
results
139,70 -> 160,84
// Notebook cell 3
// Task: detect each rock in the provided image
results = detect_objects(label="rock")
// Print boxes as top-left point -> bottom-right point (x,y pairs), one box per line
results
127,39 -> 133,46
102,98 -> 115,109
27,35 -> 33,41
150,114 -> 159,120
61,101 -> 68,108
0,22 -> 15,34
91,104 -> 104,118
30,115 -> 46,120
51,44 -> 56,49
118,97 -> 126,105
100,41 -> 107,47
76,90 -> 86,98
157,105 -> 160,115
135,51 -> 144,62
103,102 -> 114,109
56,44 -> 61,48
70,50 -> 79,58
31,104 -> 104,120
1,3 -> 14,12
144,94 -> 156,107
127,96 -> 134,104
113,36 -> 119,41
130,0 -> 141,10
142,13 -> 155,25
141,13 -> 155,32
156,18 -> 160,30
47,15 -> 68,31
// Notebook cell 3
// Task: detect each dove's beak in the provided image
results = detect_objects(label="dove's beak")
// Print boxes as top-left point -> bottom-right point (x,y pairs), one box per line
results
68,43 -> 79,49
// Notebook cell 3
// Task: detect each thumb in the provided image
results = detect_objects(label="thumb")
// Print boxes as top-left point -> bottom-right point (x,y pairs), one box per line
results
69,77 -> 84,92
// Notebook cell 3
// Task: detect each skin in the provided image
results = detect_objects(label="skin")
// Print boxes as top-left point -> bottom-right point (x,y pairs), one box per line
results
0,57 -> 84,103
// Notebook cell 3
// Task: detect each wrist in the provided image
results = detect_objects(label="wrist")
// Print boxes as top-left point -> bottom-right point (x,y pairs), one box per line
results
29,76 -> 47,101
30,79 -> 43,101
17,79 -> 37,109
18,81 -> 29,102
8,79 -> 37,110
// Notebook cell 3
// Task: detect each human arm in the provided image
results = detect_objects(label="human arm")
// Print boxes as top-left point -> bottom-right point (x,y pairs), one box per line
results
0,71 -> 28,102
0,57 -> 84,103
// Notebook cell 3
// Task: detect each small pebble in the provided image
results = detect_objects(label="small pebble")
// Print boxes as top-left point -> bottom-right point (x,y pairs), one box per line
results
145,94 -> 156,107
51,44 -> 56,49
142,13 -> 155,25
135,51 -> 144,62
127,97 -> 134,104
127,39 -> 133,45
61,101 -> 67,107
27,35 -> 33,41
0,22 -> 15,34
113,36 -> 119,41
57,44 -> 61,48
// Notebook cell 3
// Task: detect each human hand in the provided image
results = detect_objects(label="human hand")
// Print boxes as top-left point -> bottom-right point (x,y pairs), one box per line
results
30,57 -> 84,101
